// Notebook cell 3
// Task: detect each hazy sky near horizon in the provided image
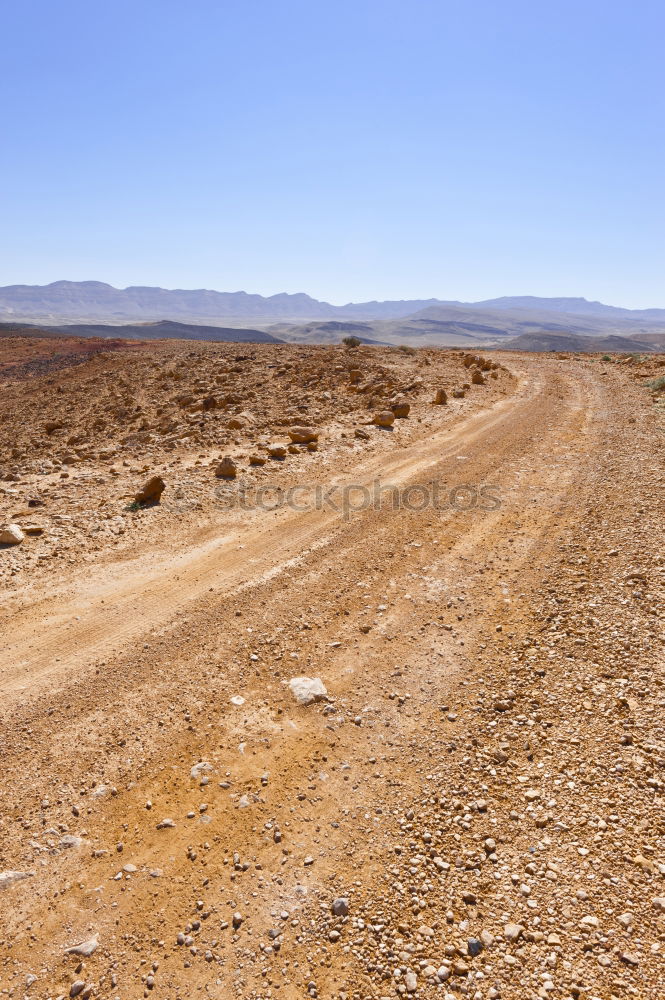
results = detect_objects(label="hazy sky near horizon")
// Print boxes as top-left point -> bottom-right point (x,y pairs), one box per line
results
3,0 -> 664,307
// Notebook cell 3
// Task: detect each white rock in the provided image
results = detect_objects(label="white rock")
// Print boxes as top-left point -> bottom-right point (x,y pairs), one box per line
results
0,870 -> 33,890
288,676 -> 328,705
0,524 -> 24,545
59,835 -> 85,849
230,695 -> 245,706
504,922 -> 524,942
404,971 -> 418,993
65,935 -> 99,956
190,761 -> 213,780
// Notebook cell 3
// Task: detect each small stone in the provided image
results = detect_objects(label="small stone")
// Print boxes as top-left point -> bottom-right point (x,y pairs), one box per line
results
331,897 -> 349,916
65,935 -> 99,957
467,937 -> 483,957
60,835 -> 85,849
190,761 -> 213,780
0,870 -> 33,889
288,676 -> 327,705
288,426 -> 318,443
404,971 -> 418,993
504,922 -> 524,942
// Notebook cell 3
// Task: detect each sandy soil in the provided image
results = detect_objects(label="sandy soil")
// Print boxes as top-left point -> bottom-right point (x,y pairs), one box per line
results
0,341 -> 663,1000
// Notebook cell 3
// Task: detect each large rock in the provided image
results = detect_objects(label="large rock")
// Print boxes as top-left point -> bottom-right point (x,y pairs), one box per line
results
391,400 -> 410,418
288,426 -> 318,444
471,370 -> 486,385
0,524 -> 25,546
288,676 -> 328,705
267,443 -> 287,458
433,388 -> 448,404
135,476 -> 165,505
372,410 -> 395,428
215,456 -> 237,478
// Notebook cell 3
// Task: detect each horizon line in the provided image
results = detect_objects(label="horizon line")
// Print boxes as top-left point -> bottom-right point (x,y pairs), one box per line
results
2,279 -> 665,313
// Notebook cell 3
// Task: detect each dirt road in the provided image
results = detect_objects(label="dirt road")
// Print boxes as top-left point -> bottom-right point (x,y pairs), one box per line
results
1,355 -> 663,1000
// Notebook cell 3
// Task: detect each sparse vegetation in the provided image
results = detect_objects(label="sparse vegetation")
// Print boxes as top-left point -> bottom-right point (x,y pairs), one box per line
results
646,375 -> 665,391
601,354 -> 612,361
342,335 -> 361,348
397,344 -> 417,355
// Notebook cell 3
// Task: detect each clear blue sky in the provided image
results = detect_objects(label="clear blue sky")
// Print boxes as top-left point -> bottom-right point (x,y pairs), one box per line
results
2,0 -> 664,307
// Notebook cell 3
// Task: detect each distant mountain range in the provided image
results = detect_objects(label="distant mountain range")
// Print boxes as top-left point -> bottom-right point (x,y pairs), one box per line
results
0,281 -> 664,350
0,281 -> 439,324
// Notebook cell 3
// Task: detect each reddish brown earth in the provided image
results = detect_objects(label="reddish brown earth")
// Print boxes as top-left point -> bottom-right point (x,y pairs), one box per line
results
0,330 -> 143,380
0,339 -> 663,1000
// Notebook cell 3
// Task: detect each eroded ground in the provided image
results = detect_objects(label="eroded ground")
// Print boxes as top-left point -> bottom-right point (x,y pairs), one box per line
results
0,340 -> 663,1000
